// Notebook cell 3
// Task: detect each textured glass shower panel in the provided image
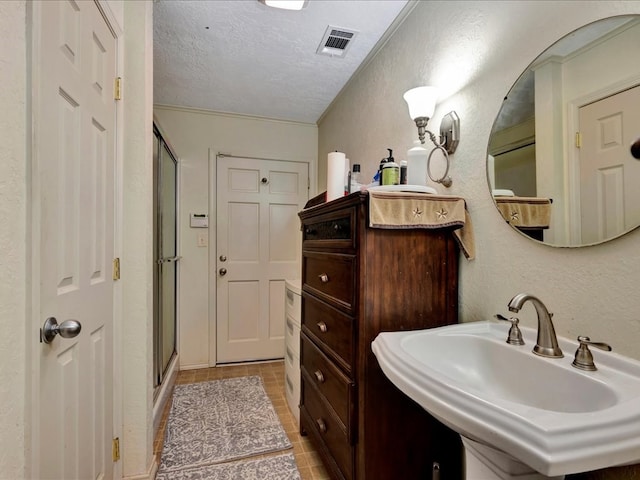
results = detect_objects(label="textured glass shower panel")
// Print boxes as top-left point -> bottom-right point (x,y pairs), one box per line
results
160,142 -> 177,377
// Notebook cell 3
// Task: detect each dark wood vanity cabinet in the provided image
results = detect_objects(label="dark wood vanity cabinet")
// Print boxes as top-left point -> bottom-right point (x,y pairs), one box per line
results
298,192 -> 463,480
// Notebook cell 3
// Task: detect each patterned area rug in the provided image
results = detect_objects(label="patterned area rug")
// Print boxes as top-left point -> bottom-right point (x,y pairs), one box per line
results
156,452 -> 300,480
158,376 -> 294,476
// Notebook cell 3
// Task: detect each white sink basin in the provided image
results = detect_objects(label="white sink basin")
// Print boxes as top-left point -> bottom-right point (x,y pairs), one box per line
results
372,321 -> 640,477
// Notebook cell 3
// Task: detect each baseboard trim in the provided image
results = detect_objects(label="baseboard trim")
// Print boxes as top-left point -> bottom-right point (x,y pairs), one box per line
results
179,362 -> 210,371
153,354 -> 179,436
122,456 -> 158,480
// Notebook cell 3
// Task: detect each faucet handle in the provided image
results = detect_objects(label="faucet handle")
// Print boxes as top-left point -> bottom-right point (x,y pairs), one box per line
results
494,314 -> 525,346
572,336 -> 612,371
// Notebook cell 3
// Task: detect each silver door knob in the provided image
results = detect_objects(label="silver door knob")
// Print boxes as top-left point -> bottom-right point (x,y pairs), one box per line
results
219,268 -> 227,276
41,317 -> 82,344
219,255 -> 227,262
632,136 -> 640,159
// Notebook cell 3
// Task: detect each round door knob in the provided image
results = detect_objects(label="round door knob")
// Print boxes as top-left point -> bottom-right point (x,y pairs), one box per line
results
41,317 -> 82,344
632,137 -> 640,159
219,268 -> 227,276
219,255 -> 227,262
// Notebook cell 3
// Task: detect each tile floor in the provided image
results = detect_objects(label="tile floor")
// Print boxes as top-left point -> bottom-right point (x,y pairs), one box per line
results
154,360 -> 330,480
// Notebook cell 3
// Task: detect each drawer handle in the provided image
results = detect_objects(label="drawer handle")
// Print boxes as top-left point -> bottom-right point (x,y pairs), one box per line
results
333,223 -> 341,231
318,273 -> 329,283
316,321 -> 328,333
316,418 -> 327,434
314,369 -> 325,383
305,228 -> 316,235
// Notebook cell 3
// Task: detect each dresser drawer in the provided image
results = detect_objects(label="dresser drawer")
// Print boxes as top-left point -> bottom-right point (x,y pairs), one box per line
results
285,343 -> 299,376
285,284 -> 301,325
303,252 -> 356,313
285,347 -> 300,425
301,335 -> 354,433
285,370 -> 300,424
301,293 -> 355,374
301,377 -> 354,479
302,208 -> 355,249
285,314 -> 300,357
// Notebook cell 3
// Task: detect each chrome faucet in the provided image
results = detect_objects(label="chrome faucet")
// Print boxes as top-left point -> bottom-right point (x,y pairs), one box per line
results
508,293 -> 563,358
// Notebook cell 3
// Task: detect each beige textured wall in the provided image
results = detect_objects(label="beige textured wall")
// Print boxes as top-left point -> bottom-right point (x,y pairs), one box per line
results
319,3 -> 640,475
0,1 -> 27,478
122,1 -> 156,477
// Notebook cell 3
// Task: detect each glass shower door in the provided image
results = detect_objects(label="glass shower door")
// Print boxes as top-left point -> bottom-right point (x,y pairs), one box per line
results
154,125 -> 178,392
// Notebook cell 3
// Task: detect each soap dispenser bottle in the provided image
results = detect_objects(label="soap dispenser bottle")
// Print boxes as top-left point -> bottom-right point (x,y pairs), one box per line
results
382,148 -> 399,186
400,160 -> 407,184
350,164 -> 362,192
377,153 -> 389,185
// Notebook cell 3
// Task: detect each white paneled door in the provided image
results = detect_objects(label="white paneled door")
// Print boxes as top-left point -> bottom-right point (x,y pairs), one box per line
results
579,85 -> 640,244
216,156 -> 308,363
33,1 -> 117,479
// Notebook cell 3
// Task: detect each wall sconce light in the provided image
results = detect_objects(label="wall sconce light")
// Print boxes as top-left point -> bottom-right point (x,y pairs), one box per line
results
403,86 -> 460,153
403,86 -> 460,187
403,86 -> 438,145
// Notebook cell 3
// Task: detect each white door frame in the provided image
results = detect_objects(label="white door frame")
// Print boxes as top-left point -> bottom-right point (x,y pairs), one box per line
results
99,3 -> 125,479
27,1 -> 124,477
207,150 -> 312,367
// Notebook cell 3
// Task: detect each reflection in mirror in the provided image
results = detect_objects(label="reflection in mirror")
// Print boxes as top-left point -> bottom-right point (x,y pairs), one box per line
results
488,16 -> 640,247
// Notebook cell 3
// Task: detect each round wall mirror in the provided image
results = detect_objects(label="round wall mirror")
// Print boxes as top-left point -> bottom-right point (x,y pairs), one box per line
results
487,15 -> 640,247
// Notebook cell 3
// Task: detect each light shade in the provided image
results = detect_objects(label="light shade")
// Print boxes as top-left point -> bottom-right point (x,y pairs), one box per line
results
403,86 -> 438,120
260,0 -> 307,10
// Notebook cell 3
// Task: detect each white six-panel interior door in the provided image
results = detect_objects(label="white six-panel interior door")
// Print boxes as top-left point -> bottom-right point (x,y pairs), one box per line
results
216,156 -> 308,363
32,1 -> 117,478
579,85 -> 640,244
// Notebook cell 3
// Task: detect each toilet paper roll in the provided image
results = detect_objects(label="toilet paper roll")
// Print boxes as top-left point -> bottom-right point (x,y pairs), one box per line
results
327,151 -> 346,202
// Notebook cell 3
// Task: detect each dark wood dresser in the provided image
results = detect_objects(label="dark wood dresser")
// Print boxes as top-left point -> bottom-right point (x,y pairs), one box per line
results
298,191 -> 463,480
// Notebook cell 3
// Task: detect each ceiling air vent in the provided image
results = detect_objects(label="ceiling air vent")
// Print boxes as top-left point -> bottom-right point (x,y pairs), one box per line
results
316,25 -> 358,58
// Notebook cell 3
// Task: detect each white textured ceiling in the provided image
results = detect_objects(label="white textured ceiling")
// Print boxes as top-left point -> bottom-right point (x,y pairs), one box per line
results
153,0 -> 410,124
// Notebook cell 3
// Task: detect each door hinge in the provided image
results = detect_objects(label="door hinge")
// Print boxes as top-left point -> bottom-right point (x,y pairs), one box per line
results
575,131 -> 582,148
114,77 -> 122,101
112,437 -> 120,462
307,177 -> 310,190
113,258 -> 121,281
